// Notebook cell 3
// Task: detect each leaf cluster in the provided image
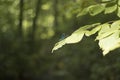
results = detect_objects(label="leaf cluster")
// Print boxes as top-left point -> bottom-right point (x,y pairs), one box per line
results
52,0 -> 120,56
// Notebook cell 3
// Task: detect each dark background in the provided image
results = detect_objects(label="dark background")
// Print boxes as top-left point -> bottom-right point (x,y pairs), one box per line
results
0,0 -> 120,80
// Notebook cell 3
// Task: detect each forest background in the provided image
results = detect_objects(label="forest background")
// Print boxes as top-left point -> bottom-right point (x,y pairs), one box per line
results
0,0 -> 120,80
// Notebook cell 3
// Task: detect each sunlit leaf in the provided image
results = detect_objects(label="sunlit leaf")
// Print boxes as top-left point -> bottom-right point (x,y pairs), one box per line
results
96,23 -> 110,40
104,4 -> 117,14
99,30 -> 120,55
52,30 -> 85,52
85,25 -> 101,36
52,40 -> 66,53
111,20 -> 120,30
96,21 -> 120,40
84,23 -> 101,30
52,19 -> 120,55
65,31 -> 85,44
102,0 -> 112,2
52,27 -> 87,52
102,0 -> 116,3
95,20 -> 120,55
52,23 -> 100,53
89,4 -> 105,16
117,7 -> 120,17
98,23 -> 110,34
77,7 -> 89,17
118,0 -> 120,5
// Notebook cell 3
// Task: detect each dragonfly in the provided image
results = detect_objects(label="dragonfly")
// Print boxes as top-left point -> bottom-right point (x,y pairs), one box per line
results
59,33 -> 68,41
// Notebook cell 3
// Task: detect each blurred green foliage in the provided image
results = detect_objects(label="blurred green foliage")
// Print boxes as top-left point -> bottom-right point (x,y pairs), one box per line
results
0,0 -> 120,80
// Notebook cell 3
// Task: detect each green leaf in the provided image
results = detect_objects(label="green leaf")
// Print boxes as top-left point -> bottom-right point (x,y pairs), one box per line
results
111,20 -> 120,30
102,0 -> 112,2
98,30 -> 120,55
52,20 -> 120,55
117,7 -> 120,17
96,23 -> 111,40
96,20 -> 120,55
52,40 -> 66,53
65,31 -> 85,43
89,4 -> 105,16
102,0 -> 116,3
104,4 -> 117,14
52,26 -> 86,52
118,0 -> 120,5
85,25 -> 101,36
96,20 -> 120,40
77,7 -> 89,17
52,23 -> 100,53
